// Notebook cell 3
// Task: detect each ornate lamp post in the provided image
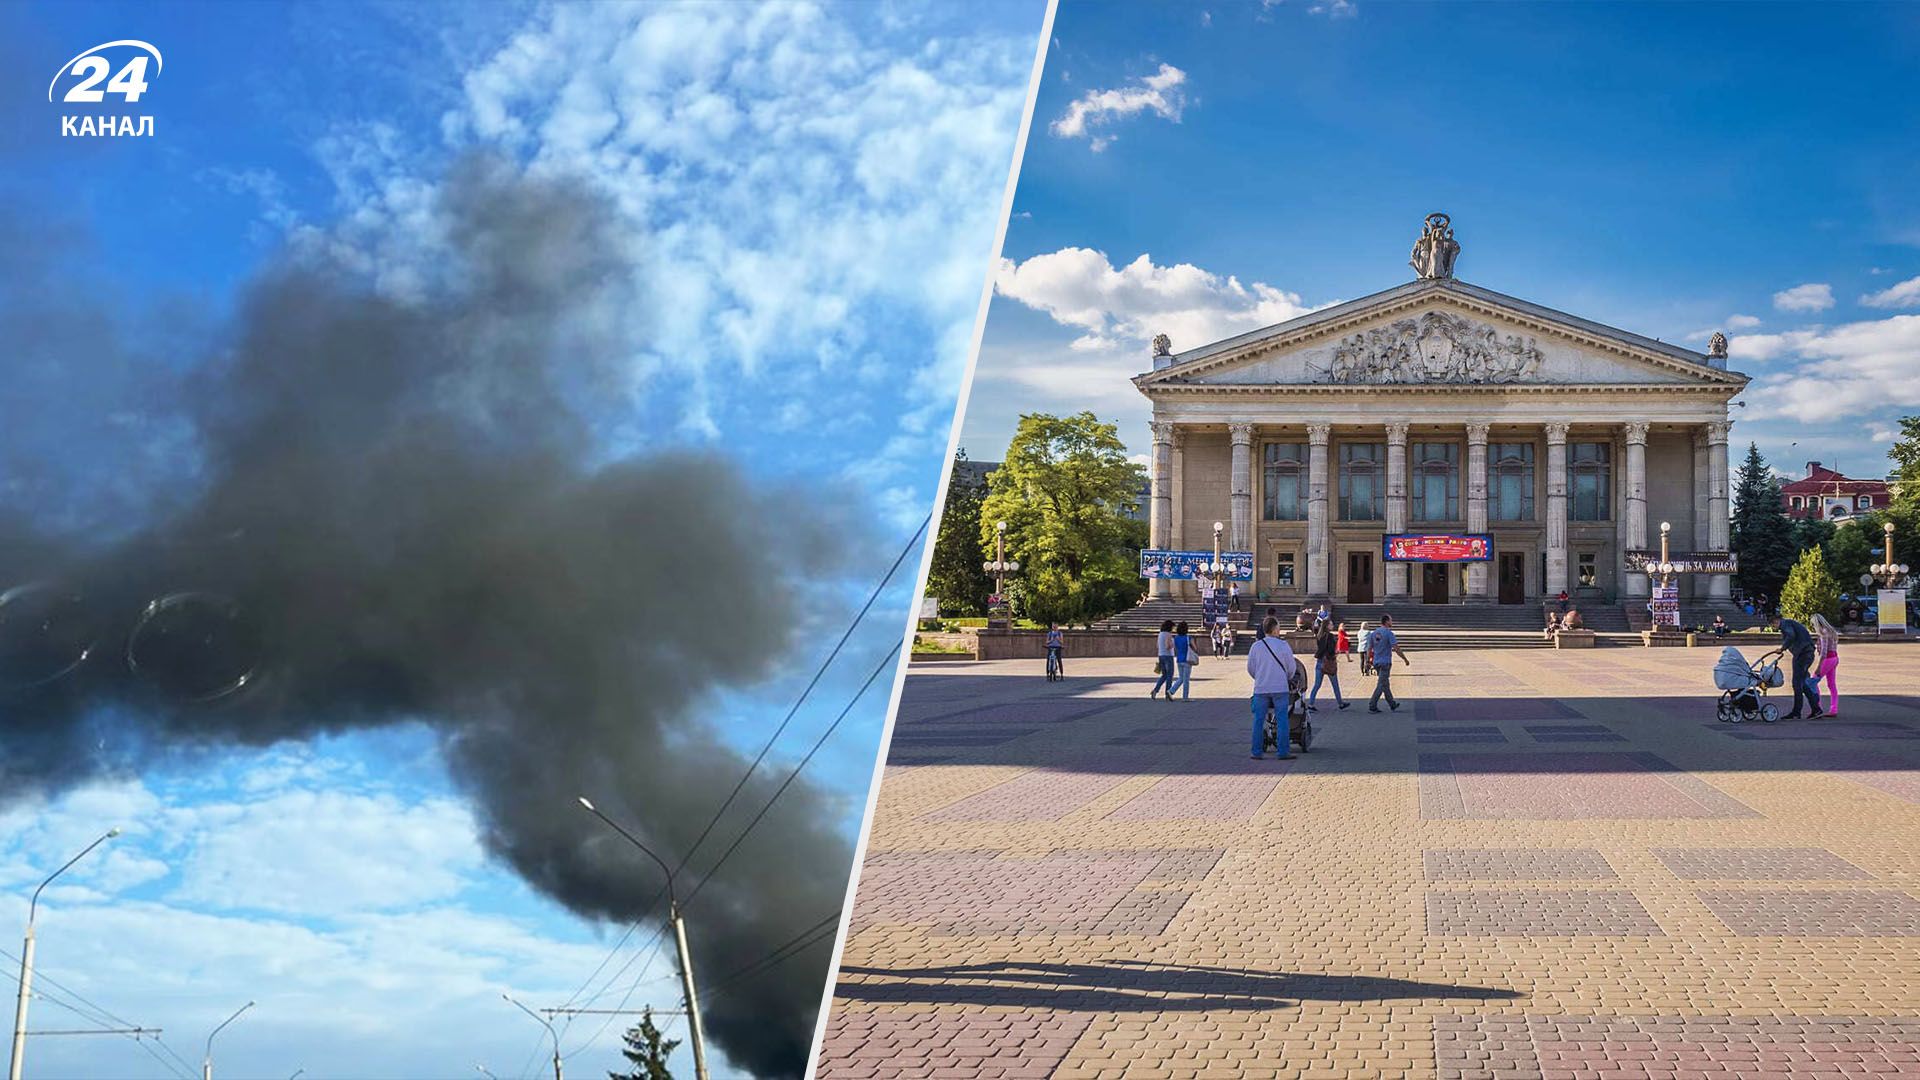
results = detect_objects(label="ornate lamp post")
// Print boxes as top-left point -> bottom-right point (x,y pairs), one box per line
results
1207,521 -> 1226,594
1640,522 -> 1680,634
1869,521 -> 1909,589
983,520 -> 1020,627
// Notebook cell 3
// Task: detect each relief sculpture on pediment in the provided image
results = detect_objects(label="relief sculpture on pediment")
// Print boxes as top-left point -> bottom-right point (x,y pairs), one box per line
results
1315,310 -> 1544,385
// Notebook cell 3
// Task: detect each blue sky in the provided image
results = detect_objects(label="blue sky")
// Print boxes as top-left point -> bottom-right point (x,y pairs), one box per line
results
966,0 -> 1920,484
0,2 -> 1041,1076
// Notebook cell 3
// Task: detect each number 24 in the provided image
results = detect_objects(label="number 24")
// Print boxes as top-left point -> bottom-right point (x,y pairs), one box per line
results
65,55 -> 150,103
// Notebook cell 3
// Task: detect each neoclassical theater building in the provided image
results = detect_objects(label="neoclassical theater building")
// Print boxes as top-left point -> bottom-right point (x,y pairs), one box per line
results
1136,215 -> 1746,608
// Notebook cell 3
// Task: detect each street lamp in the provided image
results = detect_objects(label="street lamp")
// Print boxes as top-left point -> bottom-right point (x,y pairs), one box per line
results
576,798 -> 711,1080
1870,521 -> 1909,588
10,827 -> 120,1080
1209,521 -> 1226,592
502,993 -> 561,1080
203,1001 -> 253,1080
982,520 -> 1020,624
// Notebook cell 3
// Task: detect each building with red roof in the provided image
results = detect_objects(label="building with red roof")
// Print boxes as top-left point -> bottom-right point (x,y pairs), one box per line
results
1781,461 -> 1891,521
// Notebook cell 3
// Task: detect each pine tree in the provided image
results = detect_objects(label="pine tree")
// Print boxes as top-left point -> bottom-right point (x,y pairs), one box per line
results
609,1008 -> 680,1080
1778,546 -> 1841,624
1730,442 -> 1797,603
925,449 -> 994,615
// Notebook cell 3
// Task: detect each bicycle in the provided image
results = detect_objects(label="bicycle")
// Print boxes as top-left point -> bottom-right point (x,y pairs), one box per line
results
1045,646 -> 1063,682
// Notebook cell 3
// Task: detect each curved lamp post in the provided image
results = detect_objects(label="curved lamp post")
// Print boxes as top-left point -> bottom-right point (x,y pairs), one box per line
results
9,828 -> 120,1080
502,994 -> 561,1080
203,1000 -> 253,1080
576,798 -> 710,1080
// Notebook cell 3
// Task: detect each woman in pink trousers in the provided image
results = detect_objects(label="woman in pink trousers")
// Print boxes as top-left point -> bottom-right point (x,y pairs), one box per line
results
1810,614 -> 1841,715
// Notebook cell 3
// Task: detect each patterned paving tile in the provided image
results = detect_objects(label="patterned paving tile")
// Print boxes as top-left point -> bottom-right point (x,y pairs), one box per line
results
1434,1014 -> 1920,1080
1710,720 -> 1920,740
1424,848 -> 1617,880
1809,750 -> 1920,804
1418,724 -> 1509,745
924,767 -> 1130,822
1524,723 -> 1625,743
887,726 -> 1038,748
1427,889 -> 1663,935
850,851 -> 1158,932
1101,725 -> 1209,746
914,698 -> 1131,725
1653,847 -> 1871,881
1106,763 -> 1287,821
1421,698 -> 1585,724
815,1007 -> 1096,1079
1698,889 -> 1920,936
1420,751 -> 1756,820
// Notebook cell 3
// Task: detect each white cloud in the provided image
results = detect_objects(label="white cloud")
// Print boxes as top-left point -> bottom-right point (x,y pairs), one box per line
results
1732,313 -> 1920,423
1049,63 -> 1188,148
1773,282 -> 1835,312
1861,274 -> 1920,309
1727,313 -> 1763,329
1309,0 -> 1359,16
995,247 -> 1317,355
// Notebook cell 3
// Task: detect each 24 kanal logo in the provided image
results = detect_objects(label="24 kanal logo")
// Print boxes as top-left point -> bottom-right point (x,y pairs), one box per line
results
48,39 -> 162,138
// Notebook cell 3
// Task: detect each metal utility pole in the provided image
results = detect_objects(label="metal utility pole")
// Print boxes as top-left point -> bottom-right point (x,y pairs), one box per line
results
503,994 -> 561,1080
10,828 -> 119,1080
202,1001 -> 253,1080
576,798 -> 710,1080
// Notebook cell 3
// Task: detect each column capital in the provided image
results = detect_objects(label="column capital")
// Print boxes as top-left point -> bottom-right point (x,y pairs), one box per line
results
1706,420 -> 1730,445
1228,421 -> 1256,446
1464,421 -> 1490,444
1149,420 -> 1175,445
1171,426 -> 1188,449
1623,420 -> 1650,444
1385,421 -> 1410,445
1307,422 -> 1332,444
1544,421 -> 1570,444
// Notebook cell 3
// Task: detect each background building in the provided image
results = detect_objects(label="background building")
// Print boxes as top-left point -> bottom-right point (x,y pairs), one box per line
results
1781,461 -> 1891,522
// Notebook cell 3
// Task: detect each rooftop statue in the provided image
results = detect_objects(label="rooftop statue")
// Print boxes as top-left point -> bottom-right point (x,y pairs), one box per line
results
1409,212 -> 1460,280
1151,332 -> 1173,357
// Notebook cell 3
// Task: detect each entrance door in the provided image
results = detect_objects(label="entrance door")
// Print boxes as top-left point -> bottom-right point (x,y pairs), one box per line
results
1422,563 -> 1449,604
1347,551 -> 1373,604
1498,553 -> 1525,605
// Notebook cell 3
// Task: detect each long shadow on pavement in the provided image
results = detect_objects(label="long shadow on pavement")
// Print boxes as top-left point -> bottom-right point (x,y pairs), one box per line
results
836,959 -> 1523,1011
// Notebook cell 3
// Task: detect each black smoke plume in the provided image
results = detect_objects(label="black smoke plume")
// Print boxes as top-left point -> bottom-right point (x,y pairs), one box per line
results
0,159 -> 864,1076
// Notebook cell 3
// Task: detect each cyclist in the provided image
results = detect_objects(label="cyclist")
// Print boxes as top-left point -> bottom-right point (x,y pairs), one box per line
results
1045,622 -> 1065,680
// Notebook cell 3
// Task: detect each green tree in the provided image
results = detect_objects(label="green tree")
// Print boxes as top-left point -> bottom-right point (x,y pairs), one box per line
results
925,450 -> 993,615
1887,415 -> 1920,510
1825,521 -> 1874,591
1730,442 -> 1797,603
1778,546 -> 1842,624
609,1008 -> 679,1080
980,411 -> 1148,626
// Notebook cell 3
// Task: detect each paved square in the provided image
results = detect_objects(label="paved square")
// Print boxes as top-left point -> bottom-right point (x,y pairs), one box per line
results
822,645 -> 1920,1078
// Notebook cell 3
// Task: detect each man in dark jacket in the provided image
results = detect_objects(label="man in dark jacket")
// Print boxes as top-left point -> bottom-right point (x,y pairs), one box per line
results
1770,613 -> 1824,719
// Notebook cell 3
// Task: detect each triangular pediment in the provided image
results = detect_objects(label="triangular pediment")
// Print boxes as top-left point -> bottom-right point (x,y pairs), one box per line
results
1136,279 -> 1746,392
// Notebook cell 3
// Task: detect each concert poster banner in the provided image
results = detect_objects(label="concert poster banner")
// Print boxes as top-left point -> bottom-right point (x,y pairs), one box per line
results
1382,533 -> 1493,563
1139,549 -> 1255,581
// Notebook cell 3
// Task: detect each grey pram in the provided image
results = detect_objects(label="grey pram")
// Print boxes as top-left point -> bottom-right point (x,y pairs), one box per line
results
1713,645 -> 1783,724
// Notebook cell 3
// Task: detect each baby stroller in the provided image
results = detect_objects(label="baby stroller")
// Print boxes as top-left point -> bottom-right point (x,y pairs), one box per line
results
1713,645 -> 1783,724
1262,659 -> 1313,753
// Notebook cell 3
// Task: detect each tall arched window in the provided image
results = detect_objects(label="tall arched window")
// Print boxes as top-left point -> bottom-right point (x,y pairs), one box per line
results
1410,441 -> 1459,522
1262,443 -> 1306,520
1339,443 -> 1384,521
1569,442 -> 1612,521
1490,442 -> 1535,521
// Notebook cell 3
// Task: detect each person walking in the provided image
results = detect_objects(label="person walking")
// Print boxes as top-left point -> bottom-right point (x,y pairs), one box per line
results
1336,621 -> 1352,663
1247,615 -> 1298,759
1150,618 -> 1177,699
1357,619 -> 1373,677
1810,613 -> 1841,716
1170,620 -> 1198,700
1229,581 -> 1241,612
1365,614 -> 1411,712
1307,619 -> 1349,711
1769,612 -> 1822,719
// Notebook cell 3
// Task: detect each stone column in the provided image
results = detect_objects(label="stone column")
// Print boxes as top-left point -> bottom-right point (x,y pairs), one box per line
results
1623,421 -> 1650,599
1149,420 -> 1173,599
1545,421 -> 1570,596
1307,423 -> 1332,600
1229,422 -> 1255,554
1707,420 -> 1732,600
1169,428 -> 1186,598
1384,422 -> 1410,600
1692,428 -> 1710,601
1465,421 -> 1491,601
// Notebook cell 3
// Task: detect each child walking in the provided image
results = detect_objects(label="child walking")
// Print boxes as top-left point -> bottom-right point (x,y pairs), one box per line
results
1810,613 -> 1841,715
